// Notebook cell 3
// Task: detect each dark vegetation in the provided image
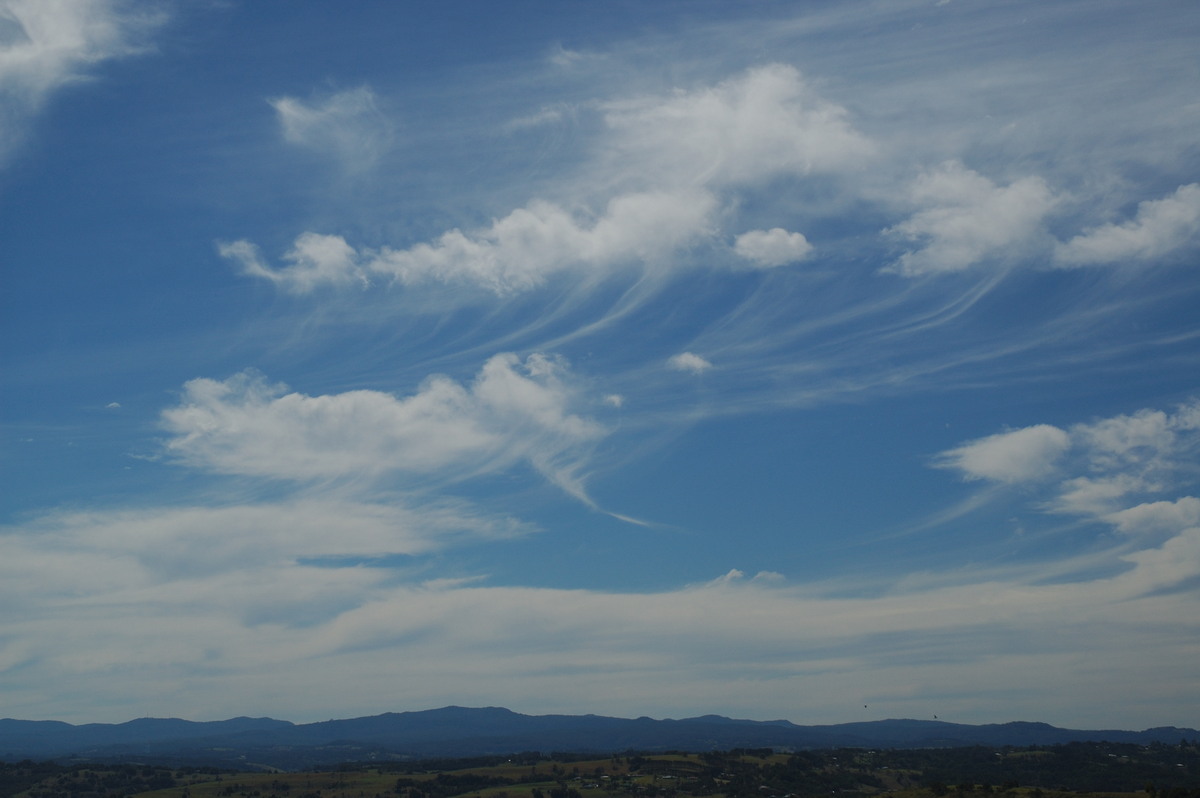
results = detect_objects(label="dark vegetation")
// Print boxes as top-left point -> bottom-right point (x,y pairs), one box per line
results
2,740 -> 1198,798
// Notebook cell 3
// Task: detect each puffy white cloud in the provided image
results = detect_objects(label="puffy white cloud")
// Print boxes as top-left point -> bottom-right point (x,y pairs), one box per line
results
601,63 -> 873,188
1073,406 -> 1176,472
667,352 -> 712,374
1051,474 -> 1153,518
228,65 -> 873,297
1107,497 -> 1200,536
0,0 -> 159,163
1055,183 -> 1200,266
936,400 -> 1200,528
227,190 -> 718,295
936,423 -> 1069,483
161,353 -> 604,496
270,86 -> 393,173
1118,525 -> 1200,595
733,227 -> 813,268
884,161 -> 1057,276
367,189 -> 717,294
219,233 -> 365,294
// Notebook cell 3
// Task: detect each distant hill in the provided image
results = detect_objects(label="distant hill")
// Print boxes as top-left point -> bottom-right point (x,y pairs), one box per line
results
1,706 -> 1196,770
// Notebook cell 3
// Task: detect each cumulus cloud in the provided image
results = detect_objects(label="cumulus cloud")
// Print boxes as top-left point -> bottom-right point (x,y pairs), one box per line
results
1107,497 -> 1200,536
227,65 -> 872,297
936,424 -> 1069,483
1074,406 -> 1176,472
601,63 -> 873,188
1118,525 -> 1200,595
0,0 -> 160,164
1051,474 -> 1153,518
884,161 -> 1057,276
225,190 -> 717,295
1056,183 -> 1200,266
219,233 -> 366,294
270,86 -> 393,173
161,353 -> 605,499
667,352 -> 712,374
937,400 -> 1200,528
733,227 -> 813,267
367,189 -> 718,294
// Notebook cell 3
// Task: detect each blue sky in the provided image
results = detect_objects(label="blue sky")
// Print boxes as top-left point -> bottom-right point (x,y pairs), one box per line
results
2,0 -> 1200,730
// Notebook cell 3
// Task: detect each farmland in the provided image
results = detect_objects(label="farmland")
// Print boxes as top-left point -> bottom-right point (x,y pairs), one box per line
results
3,742 -> 1198,798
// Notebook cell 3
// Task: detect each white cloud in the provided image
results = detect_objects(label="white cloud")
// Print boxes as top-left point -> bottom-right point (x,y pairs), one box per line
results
935,423 -> 1069,483
270,86 -> 393,173
1055,183 -> 1200,266
12,401 -> 1200,726
4,500 -> 526,586
1119,525 -> 1200,595
936,400 -> 1200,527
707,568 -> 745,586
601,63 -> 873,188
227,190 -> 718,295
504,105 -> 565,132
218,233 -> 365,294
0,0 -> 160,164
367,189 -> 718,294
4,505 -> 1199,725
884,161 -> 1058,276
548,44 -> 585,67
733,227 -> 813,268
667,352 -> 712,374
1107,497 -> 1200,536
161,353 -> 605,498
1074,406 -> 1175,472
227,64 -> 873,297
1051,474 -> 1153,518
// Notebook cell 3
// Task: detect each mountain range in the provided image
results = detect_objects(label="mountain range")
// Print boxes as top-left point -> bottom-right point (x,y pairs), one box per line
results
1,707 -> 1196,771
